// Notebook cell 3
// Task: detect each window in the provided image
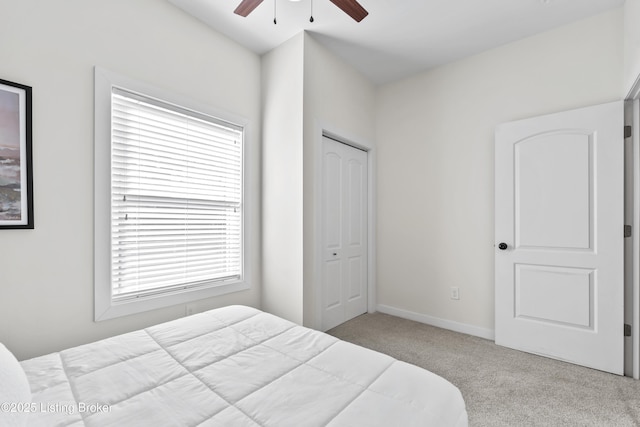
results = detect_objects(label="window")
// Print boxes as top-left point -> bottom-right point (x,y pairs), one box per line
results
94,68 -> 250,320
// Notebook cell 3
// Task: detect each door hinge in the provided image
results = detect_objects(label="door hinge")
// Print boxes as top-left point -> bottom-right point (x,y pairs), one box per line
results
625,125 -> 632,138
625,225 -> 632,238
625,324 -> 632,337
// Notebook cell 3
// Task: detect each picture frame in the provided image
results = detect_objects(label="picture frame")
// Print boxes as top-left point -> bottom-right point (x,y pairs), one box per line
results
0,78 -> 33,229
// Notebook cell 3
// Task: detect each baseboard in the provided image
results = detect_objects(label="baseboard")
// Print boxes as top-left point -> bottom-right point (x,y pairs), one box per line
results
376,304 -> 495,341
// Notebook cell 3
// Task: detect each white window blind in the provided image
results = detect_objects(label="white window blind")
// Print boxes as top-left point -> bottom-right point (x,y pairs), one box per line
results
110,87 -> 243,301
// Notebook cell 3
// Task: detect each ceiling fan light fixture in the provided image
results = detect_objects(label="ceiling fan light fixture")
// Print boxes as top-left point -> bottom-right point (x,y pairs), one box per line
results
234,0 -> 368,22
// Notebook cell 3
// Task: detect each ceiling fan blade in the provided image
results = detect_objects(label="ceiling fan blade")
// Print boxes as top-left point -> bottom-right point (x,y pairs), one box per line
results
234,0 -> 264,17
329,0 -> 368,22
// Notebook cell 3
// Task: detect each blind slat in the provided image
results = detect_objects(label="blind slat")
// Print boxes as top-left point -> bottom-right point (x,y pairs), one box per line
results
111,89 -> 243,298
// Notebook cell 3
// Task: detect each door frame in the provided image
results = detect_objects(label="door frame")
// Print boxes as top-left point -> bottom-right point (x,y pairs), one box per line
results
626,75 -> 640,379
312,122 -> 376,331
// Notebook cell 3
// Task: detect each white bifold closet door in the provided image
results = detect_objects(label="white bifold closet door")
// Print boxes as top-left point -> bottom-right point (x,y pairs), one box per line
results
321,136 -> 368,331
495,101 -> 624,375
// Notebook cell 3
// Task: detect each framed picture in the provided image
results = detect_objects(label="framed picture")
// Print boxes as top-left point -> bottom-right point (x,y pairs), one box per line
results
0,78 -> 33,229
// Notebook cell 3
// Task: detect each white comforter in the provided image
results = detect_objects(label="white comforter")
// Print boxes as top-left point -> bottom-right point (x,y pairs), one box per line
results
21,306 -> 468,426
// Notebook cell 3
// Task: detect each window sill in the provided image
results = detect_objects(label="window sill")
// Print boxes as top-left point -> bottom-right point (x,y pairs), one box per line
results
94,279 -> 249,322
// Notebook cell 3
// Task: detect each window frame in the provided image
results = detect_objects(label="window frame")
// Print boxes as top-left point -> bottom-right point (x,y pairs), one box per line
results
94,67 -> 251,321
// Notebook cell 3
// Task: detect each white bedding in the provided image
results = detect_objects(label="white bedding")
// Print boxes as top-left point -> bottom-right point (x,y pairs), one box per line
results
18,306 -> 468,426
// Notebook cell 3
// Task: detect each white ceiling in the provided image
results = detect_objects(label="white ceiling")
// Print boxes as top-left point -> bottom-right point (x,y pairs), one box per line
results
167,0 -> 624,85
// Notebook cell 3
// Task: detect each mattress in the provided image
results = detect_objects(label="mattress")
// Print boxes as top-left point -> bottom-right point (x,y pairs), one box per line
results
19,305 -> 468,426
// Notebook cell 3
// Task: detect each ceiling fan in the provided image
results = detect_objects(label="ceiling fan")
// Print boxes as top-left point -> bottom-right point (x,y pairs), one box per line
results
234,0 -> 368,23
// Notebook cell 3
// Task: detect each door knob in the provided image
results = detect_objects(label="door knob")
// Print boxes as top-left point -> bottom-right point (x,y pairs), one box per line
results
498,243 -> 508,250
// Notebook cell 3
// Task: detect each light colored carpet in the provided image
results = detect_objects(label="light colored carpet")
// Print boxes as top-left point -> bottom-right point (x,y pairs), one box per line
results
327,312 -> 640,426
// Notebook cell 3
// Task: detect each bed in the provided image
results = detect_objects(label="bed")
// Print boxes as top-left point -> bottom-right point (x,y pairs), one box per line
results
2,305 -> 468,426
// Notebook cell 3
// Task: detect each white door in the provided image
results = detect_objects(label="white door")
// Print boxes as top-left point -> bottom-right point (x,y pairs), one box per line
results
495,101 -> 624,375
321,136 -> 368,331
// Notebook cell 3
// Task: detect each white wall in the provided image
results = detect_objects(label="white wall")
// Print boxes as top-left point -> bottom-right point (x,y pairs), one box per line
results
260,32 -> 376,327
624,0 -> 640,95
261,34 -> 305,324
0,1 -> 627,361
302,34 -> 376,327
0,0 -> 262,361
375,8 -> 624,334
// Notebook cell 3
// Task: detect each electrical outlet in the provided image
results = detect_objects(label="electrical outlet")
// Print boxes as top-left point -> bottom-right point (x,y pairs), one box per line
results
185,304 -> 196,316
450,287 -> 460,300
